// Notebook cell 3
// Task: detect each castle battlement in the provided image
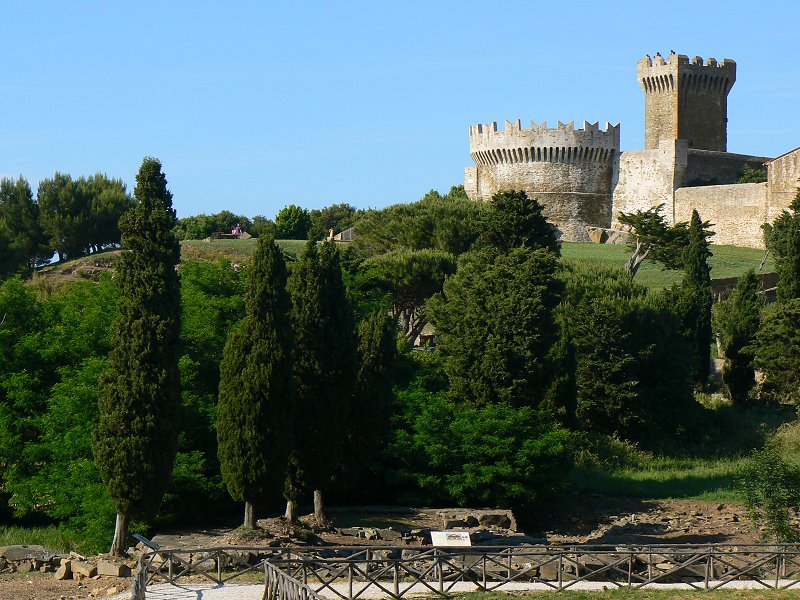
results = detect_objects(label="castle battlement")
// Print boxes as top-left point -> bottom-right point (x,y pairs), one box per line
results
469,119 -> 620,165
637,53 -> 736,95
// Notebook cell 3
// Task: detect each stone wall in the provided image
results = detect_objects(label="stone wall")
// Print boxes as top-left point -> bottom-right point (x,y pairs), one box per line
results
611,140 -> 686,223
684,150 -> 769,187
674,182 -> 768,247
469,163 -> 613,242
767,146 -> 800,218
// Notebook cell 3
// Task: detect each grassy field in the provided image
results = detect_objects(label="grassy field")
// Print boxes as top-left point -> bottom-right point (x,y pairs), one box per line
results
180,238 -> 309,262
561,243 -> 773,290
0,525 -> 75,552
569,456 -> 748,503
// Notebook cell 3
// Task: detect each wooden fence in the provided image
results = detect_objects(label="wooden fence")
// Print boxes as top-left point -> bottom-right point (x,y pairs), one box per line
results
132,544 -> 800,599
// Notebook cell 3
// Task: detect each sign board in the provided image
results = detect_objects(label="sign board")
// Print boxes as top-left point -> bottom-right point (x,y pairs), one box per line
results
430,531 -> 471,547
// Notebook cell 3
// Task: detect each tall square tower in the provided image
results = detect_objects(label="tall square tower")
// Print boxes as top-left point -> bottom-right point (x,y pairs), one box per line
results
637,53 -> 736,152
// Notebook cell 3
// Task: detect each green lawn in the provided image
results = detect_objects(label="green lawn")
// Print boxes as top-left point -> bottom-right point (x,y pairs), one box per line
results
561,243 -> 773,290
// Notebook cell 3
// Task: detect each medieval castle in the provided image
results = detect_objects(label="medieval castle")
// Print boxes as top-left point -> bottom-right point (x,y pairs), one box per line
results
464,52 -> 800,248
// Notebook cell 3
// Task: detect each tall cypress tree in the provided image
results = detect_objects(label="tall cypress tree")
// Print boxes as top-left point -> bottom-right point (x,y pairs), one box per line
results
217,236 -> 293,528
678,209 -> 713,386
772,190 -> 800,302
337,311 -> 398,487
285,239 -> 357,524
93,158 -> 181,555
713,270 -> 761,403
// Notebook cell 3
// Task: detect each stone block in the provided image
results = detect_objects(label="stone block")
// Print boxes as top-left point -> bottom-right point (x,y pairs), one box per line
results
55,562 -> 72,580
15,560 -> 33,572
97,559 -> 131,577
73,561 -> 98,577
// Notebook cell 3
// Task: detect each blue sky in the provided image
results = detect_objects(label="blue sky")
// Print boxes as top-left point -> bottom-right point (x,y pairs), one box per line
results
2,1 -> 799,219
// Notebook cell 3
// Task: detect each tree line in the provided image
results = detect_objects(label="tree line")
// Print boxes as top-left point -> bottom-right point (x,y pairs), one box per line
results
0,173 -> 132,277
1,173 -> 800,552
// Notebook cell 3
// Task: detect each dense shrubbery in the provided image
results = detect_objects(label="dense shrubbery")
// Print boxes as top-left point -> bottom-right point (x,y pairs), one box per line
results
3,182 -> 800,551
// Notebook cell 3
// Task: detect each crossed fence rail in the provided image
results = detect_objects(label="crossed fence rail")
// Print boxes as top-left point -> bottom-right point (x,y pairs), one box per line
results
133,544 -> 800,599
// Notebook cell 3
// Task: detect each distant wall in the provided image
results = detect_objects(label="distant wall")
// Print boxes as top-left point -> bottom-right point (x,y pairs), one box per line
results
767,146 -> 800,219
674,182 -> 768,247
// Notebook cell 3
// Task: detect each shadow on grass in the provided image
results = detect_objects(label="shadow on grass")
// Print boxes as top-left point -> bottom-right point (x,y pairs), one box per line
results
568,470 -> 741,502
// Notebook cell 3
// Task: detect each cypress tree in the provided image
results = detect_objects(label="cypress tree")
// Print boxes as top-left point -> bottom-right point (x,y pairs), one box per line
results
285,239 -> 357,524
93,158 -> 181,555
337,311 -> 398,486
217,237 -> 293,528
772,190 -> 800,302
678,209 -> 713,386
713,270 -> 761,404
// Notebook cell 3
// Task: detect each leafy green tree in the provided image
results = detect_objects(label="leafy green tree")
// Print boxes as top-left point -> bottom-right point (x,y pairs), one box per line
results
0,177 -> 49,277
286,240 -> 358,524
360,249 -> 455,344
770,190 -> 800,302
250,215 -> 276,238
676,209 -> 714,386
561,264 -> 694,443
354,186 -> 485,257
737,166 -> 768,184
429,194 -> 562,409
618,204 -> 689,277
740,443 -> 800,541
748,299 -> 800,404
38,172 -> 131,259
82,174 -> 133,252
713,270 -> 761,404
387,351 -> 572,508
309,203 -> 363,240
275,204 -> 312,240
480,190 -> 560,255
429,246 -> 562,408
38,172 -> 90,261
337,311 -> 398,489
217,237 -> 293,528
93,158 -> 182,555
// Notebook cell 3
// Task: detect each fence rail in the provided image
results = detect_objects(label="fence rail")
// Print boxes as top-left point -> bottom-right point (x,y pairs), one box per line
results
133,543 -> 800,599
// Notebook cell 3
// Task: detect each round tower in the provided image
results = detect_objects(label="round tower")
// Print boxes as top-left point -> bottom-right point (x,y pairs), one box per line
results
464,119 -> 620,242
638,53 -> 736,151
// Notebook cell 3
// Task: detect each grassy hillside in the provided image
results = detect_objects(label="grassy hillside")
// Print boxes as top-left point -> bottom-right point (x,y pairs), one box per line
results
30,240 -> 773,291
561,243 -> 773,290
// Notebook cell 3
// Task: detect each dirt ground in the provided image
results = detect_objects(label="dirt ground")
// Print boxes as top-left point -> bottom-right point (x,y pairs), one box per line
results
0,498 -> 764,599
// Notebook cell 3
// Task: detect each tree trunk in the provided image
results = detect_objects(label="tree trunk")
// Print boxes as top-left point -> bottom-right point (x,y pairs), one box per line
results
285,499 -> 297,522
110,512 -> 129,556
244,501 -> 255,529
313,489 -> 328,528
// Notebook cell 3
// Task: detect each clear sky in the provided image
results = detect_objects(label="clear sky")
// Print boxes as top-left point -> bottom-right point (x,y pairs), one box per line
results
2,0 -> 799,219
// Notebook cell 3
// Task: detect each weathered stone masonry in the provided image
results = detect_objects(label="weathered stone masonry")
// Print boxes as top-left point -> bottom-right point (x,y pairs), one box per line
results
465,52 -> 800,247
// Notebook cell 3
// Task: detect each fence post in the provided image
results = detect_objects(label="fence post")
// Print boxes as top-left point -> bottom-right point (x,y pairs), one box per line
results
393,559 -> 399,597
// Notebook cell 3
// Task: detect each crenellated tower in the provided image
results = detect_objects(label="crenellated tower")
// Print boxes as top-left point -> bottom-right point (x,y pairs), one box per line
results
638,53 -> 736,151
464,119 -> 620,241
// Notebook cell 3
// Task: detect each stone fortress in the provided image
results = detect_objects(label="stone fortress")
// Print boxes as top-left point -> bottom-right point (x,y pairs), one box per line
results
464,52 -> 800,247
